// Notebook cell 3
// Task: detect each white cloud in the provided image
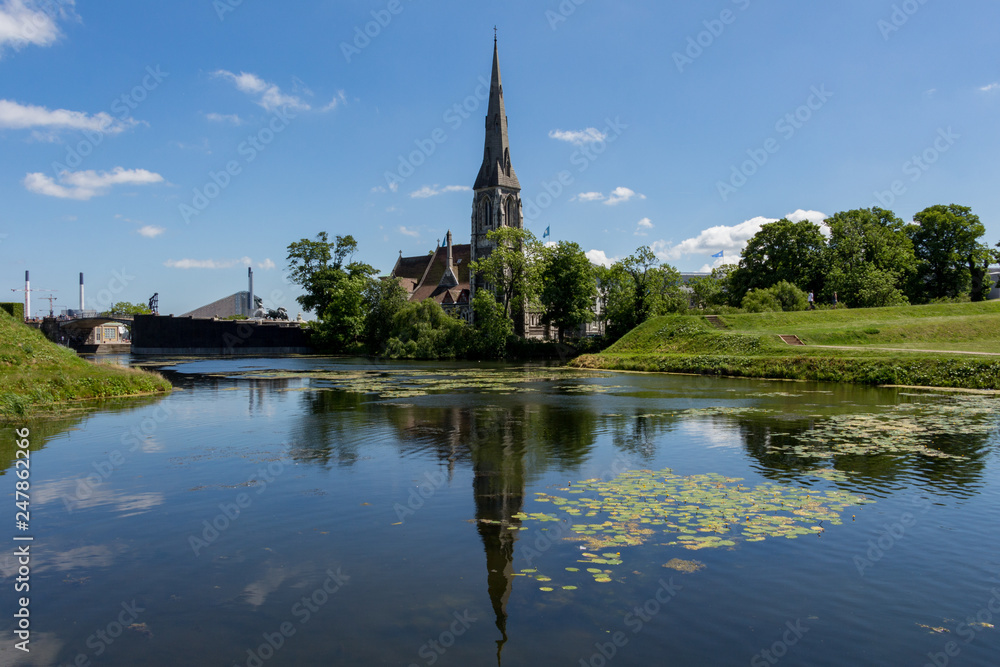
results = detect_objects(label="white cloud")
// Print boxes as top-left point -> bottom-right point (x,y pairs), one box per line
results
635,217 -> 654,236
137,225 -> 164,238
24,167 -> 164,200
164,257 -> 256,270
548,127 -> 608,146
398,226 -> 420,238
213,70 -> 311,112
785,209 -> 828,225
0,99 -> 137,134
409,184 -> 470,199
586,249 -> 617,268
0,0 -> 75,56
574,191 -> 605,202
979,83 -> 999,93
257,258 -> 276,270
371,186 -> 386,194
652,209 -> 828,263
205,112 -> 242,125
605,186 -> 645,206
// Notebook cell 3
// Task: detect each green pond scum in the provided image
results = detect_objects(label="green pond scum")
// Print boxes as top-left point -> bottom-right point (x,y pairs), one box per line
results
508,467 -> 872,590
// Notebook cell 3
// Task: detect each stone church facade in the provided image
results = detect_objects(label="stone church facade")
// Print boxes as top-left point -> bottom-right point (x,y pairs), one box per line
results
390,39 -> 600,339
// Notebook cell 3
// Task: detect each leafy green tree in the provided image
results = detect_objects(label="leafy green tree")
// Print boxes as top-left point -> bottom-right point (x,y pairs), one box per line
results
538,241 -> 598,342
286,233 -> 376,351
729,219 -> 826,304
741,288 -> 783,313
472,290 -> 513,359
824,208 -> 914,308
907,204 -> 993,302
362,278 -> 408,354
601,247 -> 686,338
106,302 -> 152,316
469,227 -> 541,326
768,280 -> 809,311
384,300 -> 470,360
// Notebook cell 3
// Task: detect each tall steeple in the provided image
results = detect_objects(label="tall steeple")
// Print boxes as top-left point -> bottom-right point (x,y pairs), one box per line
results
471,34 -> 526,335
474,37 -> 520,191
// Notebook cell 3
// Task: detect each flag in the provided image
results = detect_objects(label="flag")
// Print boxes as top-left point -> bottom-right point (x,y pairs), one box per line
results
712,251 -> 724,258
543,226 -> 550,239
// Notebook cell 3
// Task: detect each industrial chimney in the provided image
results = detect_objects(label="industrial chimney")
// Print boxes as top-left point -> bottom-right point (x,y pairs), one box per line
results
79,272 -> 85,311
248,267 -> 254,316
24,271 -> 29,320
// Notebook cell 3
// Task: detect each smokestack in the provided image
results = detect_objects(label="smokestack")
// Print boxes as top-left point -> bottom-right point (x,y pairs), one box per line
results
80,272 -> 85,311
446,230 -> 453,269
248,267 -> 254,316
25,271 -> 29,320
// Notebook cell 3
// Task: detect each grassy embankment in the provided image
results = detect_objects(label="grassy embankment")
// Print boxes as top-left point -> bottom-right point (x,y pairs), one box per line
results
0,310 -> 171,420
572,301 -> 1000,389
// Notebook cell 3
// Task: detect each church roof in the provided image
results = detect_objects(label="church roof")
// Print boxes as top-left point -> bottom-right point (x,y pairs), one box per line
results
391,242 -> 472,306
473,39 -> 520,192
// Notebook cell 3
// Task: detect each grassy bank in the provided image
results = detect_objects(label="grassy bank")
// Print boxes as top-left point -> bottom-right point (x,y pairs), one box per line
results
571,302 -> 1000,389
0,310 -> 171,420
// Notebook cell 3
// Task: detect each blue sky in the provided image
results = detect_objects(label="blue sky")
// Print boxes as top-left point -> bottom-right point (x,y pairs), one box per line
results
2,0 -> 998,318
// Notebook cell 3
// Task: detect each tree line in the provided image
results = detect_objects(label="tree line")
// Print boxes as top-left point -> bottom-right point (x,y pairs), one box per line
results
287,203 -> 998,358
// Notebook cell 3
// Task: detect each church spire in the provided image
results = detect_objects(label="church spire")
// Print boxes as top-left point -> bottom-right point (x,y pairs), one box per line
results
474,37 -> 520,191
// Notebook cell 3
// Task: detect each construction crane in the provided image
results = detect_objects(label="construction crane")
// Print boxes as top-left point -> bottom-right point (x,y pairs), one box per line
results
39,296 -> 63,318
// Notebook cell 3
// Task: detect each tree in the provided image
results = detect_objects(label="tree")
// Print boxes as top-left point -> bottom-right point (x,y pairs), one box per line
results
286,233 -> 376,351
472,290 -> 513,359
537,241 -> 598,342
908,204 -> 992,302
362,278 -> 408,354
469,227 -> 541,324
106,302 -> 152,316
729,218 -> 827,304
384,300 -> 470,360
824,208 -> 914,308
601,247 -> 686,339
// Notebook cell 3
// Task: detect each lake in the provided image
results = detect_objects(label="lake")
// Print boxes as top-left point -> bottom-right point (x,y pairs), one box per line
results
2,356 -> 999,666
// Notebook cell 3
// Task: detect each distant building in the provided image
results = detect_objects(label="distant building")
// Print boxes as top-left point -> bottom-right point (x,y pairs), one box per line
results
182,291 -> 258,319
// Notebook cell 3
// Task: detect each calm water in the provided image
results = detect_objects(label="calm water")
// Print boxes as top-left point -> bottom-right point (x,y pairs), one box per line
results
2,357 -> 999,666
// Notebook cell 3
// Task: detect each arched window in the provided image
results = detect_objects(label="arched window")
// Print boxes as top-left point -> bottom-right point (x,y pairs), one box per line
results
482,198 -> 493,231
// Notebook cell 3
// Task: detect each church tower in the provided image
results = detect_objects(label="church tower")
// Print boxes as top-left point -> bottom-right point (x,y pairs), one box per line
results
470,37 -> 524,299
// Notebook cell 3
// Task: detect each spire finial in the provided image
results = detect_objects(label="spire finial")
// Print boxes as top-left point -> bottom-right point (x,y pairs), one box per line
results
494,26 -> 497,43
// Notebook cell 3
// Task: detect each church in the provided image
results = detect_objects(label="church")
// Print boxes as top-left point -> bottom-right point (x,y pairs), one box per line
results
389,37 -> 542,337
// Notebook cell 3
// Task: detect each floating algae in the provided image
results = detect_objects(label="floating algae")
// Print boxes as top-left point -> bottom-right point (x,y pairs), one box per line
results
767,394 -> 1000,460
225,367 -> 613,400
514,467 -> 871,590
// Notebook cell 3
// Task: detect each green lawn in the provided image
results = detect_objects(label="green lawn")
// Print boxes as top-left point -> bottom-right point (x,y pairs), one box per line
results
571,302 -> 1000,389
0,310 -> 171,420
